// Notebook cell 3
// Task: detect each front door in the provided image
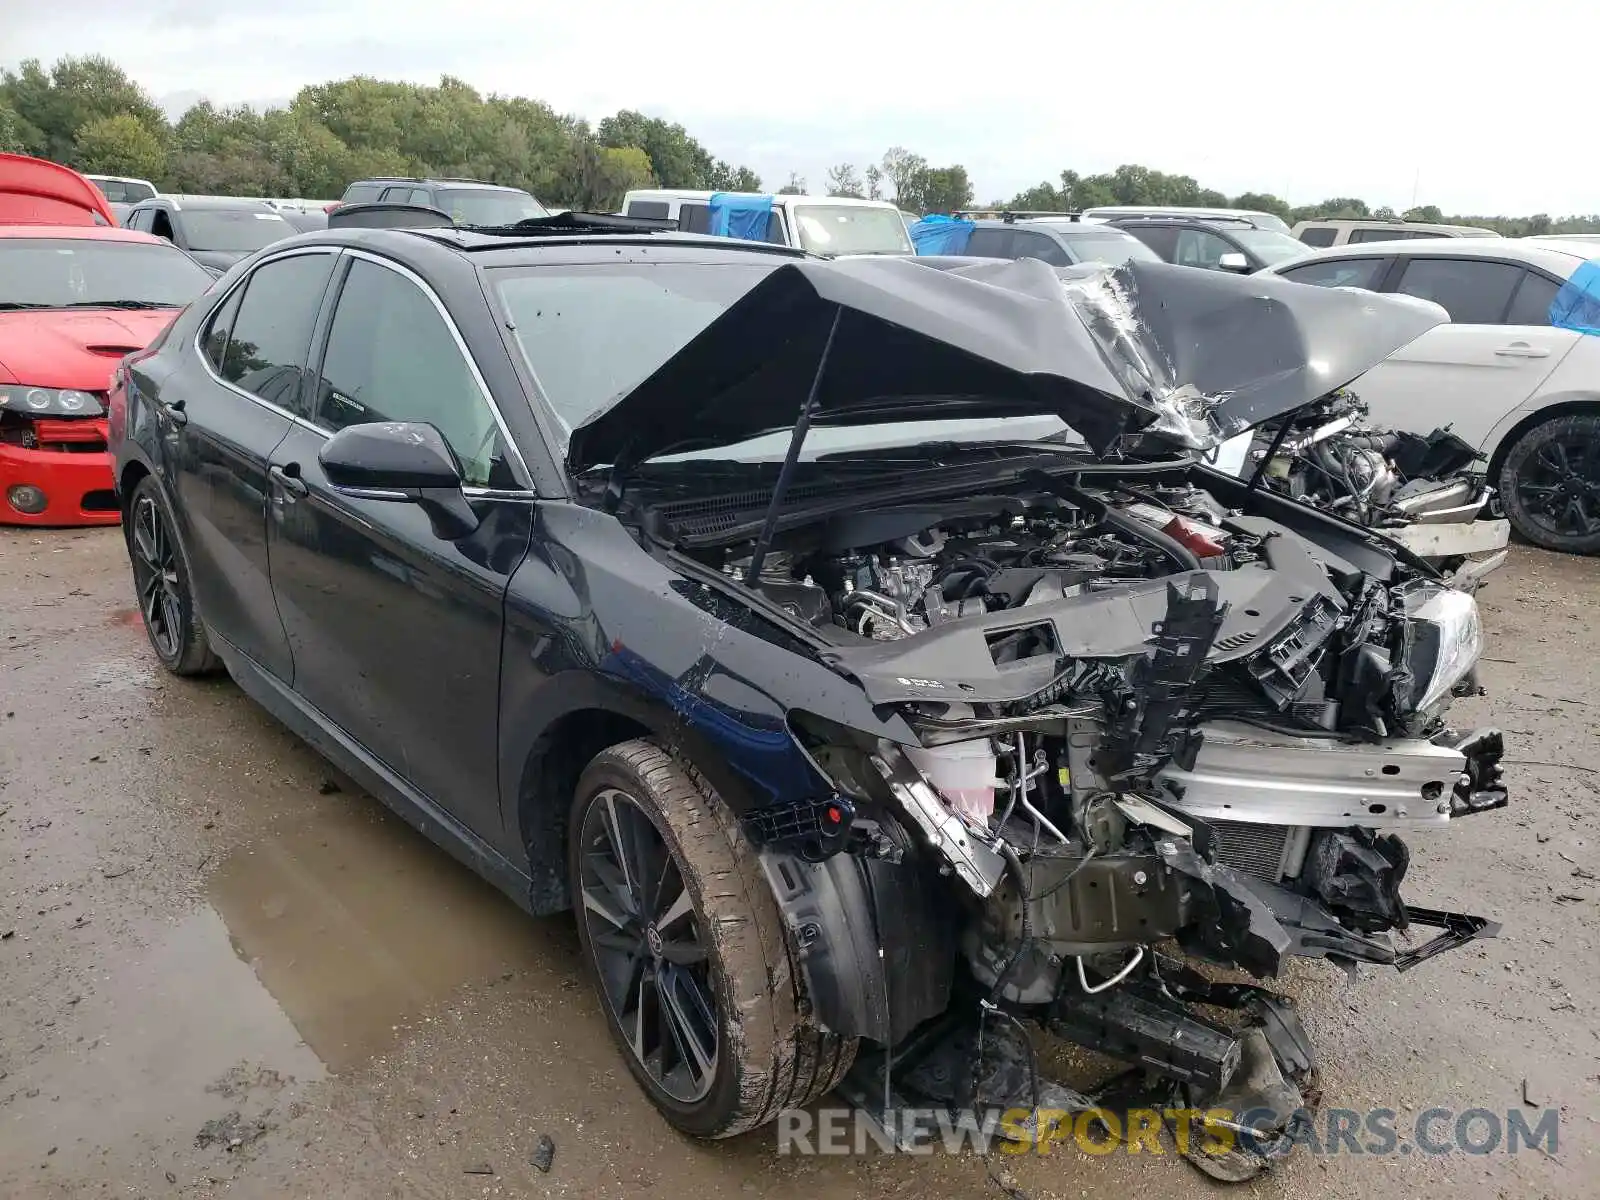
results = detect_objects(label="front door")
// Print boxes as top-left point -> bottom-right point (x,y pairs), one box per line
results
264,252 -> 533,849
168,248 -> 339,680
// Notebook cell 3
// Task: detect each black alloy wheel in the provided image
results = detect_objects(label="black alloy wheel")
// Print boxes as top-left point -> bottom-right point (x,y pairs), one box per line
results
1501,414 -> 1600,555
568,741 -> 856,1137
578,785 -> 719,1104
125,476 -> 220,674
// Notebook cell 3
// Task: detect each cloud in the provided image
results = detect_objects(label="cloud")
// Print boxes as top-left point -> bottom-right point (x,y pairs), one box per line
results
5,0 -> 1595,214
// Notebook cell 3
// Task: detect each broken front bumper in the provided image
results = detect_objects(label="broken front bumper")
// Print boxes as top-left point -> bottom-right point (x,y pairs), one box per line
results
1156,721 -> 1509,831
0,421 -> 119,526
1381,517 -> 1510,559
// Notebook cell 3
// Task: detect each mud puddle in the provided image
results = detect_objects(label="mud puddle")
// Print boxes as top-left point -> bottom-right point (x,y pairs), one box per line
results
206,796 -> 559,1072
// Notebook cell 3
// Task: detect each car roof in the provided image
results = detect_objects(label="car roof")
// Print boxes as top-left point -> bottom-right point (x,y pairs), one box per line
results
276,225 -> 809,267
351,177 -> 529,193
1270,236 -> 1594,275
970,217 -> 1136,236
1109,216 -> 1248,229
1524,235 -> 1600,254
1294,218 -> 1499,236
136,194 -> 280,210
623,189 -> 898,209
0,224 -> 167,244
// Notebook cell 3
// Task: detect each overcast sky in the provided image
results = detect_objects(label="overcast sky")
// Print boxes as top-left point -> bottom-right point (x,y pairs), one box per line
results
6,0 -> 1594,215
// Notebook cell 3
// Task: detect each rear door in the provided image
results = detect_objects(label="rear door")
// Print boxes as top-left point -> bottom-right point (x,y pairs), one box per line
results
1352,256 -> 1580,446
171,248 -> 340,679
264,251 -> 533,845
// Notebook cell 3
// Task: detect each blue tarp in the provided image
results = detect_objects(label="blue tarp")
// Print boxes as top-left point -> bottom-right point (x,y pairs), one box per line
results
1551,259 -> 1600,336
909,214 -> 974,255
708,192 -> 774,241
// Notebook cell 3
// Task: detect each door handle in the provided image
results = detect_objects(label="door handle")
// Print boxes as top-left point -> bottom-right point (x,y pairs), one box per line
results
269,463 -> 308,497
1494,343 -> 1550,358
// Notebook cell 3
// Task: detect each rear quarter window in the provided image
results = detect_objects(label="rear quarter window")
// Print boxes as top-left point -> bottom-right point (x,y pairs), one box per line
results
1297,227 -> 1337,247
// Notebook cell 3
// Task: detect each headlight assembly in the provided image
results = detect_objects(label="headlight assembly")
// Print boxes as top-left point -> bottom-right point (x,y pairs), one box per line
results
0,386 -> 104,417
1400,584 -> 1483,714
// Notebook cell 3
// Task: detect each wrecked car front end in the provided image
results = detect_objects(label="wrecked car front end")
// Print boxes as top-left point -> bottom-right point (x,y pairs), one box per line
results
566,255 -> 1509,1175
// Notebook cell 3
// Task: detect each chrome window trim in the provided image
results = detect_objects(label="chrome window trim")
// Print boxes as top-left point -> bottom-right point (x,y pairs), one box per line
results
191,246 -> 342,436
188,244 -> 537,499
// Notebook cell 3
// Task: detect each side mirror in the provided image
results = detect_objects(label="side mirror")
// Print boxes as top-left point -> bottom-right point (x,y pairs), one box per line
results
318,421 -> 480,541
1216,251 -> 1251,273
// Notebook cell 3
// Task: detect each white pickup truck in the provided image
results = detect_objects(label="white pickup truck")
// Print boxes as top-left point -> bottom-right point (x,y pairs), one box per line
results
620,189 -> 914,257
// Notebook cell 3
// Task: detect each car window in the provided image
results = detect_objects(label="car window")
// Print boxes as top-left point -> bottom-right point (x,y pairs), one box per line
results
1278,257 -> 1388,291
626,200 -> 670,219
343,183 -> 384,203
182,209 -> 292,253
408,188 -> 434,207
677,203 -> 712,234
202,286 -> 246,374
1058,230 -> 1162,265
1174,228 -> 1235,269
492,261 -> 776,440
1504,270 -> 1561,327
964,228 -> 1012,258
379,186 -> 410,202
127,207 -> 154,233
208,253 -> 336,415
1009,230 -> 1069,265
313,258 -> 511,488
1297,227 -> 1337,247
1120,224 -> 1178,261
1349,228 -> 1409,243
1395,257 -> 1523,324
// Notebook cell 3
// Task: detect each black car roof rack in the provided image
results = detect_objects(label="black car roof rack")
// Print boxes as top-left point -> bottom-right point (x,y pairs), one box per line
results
952,209 -> 1082,223
1109,214 -> 1255,227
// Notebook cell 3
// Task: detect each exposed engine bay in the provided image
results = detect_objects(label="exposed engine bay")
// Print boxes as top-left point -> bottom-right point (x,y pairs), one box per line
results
1236,389 -> 1509,563
575,252 -> 1510,1179
653,466 -> 1508,1175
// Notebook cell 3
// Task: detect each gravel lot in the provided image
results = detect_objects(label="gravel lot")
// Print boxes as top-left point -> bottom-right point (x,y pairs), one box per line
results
2,526 -> 1596,1199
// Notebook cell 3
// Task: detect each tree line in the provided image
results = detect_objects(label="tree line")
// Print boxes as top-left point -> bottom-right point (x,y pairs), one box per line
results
2,55 -> 1595,234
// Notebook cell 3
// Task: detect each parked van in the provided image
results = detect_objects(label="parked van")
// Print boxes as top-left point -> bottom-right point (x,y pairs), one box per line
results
1291,218 -> 1501,247
1080,205 -> 1293,235
619,189 -> 914,256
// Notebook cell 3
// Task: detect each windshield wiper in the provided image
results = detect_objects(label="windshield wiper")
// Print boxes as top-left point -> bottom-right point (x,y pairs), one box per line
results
60,300 -> 175,310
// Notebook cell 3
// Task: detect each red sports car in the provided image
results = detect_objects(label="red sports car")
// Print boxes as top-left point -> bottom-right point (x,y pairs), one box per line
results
1,153 -> 215,526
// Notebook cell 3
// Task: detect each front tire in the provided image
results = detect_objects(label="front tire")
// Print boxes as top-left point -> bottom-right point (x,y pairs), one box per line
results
569,739 -> 856,1138
1499,413 -> 1600,555
126,475 -> 220,675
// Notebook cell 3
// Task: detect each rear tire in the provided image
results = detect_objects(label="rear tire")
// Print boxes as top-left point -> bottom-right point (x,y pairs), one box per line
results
569,739 -> 856,1138
1499,413 -> 1600,555
125,475 -> 221,676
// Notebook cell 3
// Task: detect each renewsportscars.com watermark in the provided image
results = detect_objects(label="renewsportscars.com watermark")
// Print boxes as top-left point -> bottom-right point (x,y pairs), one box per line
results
777,1105 -> 1560,1159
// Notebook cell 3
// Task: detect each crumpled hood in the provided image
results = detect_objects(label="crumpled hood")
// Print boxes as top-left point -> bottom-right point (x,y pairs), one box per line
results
566,256 -> 1448,471
0,309 -> 179,389
1040,261 -> 1449,444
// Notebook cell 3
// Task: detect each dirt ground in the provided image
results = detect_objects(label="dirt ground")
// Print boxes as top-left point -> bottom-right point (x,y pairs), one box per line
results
1,526 -> 1597,1200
